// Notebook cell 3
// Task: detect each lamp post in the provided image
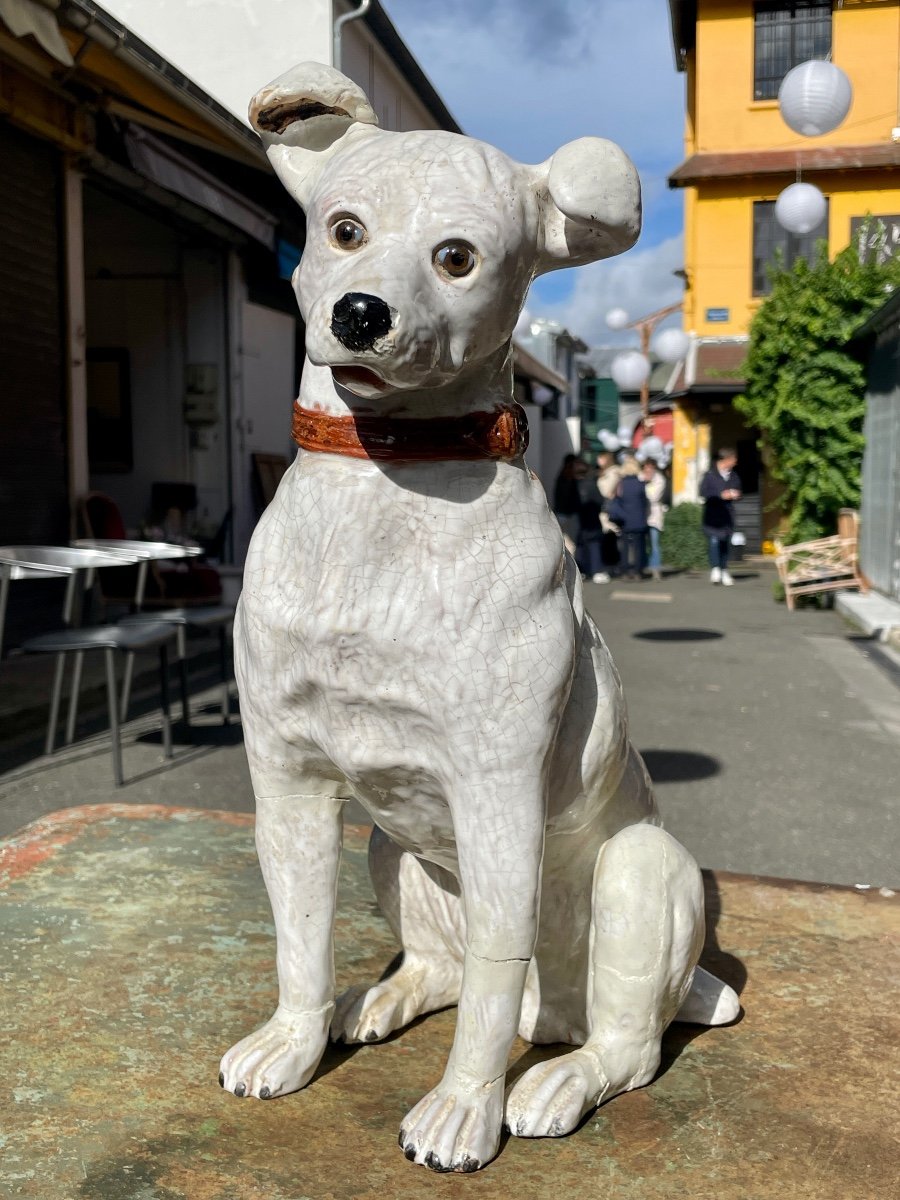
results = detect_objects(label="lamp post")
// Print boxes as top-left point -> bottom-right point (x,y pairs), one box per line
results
620,301 -> 684,420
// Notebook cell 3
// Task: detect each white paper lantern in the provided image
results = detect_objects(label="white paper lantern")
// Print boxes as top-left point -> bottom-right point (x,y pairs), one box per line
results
610,350 -> 650,392
617,423 -> 634,445
778,60 -> 852,137
775,182 -> 827,235
653,327 -> 690,363
640,434 -> 666,461
605,307 -> 630,331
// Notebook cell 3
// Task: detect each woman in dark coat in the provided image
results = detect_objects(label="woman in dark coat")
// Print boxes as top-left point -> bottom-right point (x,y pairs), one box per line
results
613,459 -> 649,580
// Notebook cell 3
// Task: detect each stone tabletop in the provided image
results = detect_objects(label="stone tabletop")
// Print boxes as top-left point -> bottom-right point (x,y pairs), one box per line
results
1,805 -> 896,1199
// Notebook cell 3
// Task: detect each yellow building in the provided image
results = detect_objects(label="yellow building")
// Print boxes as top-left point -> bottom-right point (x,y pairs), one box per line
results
666,0 -> 900,541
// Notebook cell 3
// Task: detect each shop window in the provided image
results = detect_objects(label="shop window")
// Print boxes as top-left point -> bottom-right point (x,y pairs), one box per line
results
754,1 -> 832,100
752,199 -> 829,296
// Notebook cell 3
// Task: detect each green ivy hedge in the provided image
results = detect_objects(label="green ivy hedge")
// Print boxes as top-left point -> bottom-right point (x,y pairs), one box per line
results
660,502 -> 708,570
735,233 -> 900,542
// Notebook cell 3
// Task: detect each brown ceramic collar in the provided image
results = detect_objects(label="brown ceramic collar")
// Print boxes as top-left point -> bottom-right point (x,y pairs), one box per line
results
292,401 -> 529,463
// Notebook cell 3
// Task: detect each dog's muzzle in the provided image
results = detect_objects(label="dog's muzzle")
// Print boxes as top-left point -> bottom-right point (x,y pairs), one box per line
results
331,292 -> 393,352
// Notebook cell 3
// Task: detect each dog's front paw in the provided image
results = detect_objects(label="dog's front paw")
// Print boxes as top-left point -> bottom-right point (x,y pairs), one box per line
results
398,1077 -> 503,1172
219,1002 -> 332,1100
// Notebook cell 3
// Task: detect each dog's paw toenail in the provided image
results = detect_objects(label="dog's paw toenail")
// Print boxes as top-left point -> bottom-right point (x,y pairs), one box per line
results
363,1029 -> 379,1043
398,1131 -> 406,1149
403,1144 -> 417,1161
424,1152 -> 450,1172
233,1082 -> 246,1098
259,1085 -> 271,1099
218,1072 -> 224,1087
460,1156 -> 481,1173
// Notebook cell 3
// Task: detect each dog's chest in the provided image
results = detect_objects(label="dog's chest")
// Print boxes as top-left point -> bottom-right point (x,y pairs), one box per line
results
240,453 -> 572,727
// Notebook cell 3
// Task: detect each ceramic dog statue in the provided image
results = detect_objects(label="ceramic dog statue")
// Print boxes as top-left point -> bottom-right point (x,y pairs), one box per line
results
219,61 -> 739,1173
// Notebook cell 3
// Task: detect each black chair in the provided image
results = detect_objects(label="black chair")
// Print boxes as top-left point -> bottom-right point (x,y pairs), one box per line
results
22,622 -> 178,786
119,605 -> 234,726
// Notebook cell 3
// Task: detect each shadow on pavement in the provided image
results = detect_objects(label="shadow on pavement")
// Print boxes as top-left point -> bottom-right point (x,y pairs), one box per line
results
137,721 -> 244,749
640,749 -> 721,782
633,628 -> 724,642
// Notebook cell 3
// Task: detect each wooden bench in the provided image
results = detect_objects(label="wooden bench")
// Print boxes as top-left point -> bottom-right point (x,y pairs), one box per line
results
774,508 -> 868,611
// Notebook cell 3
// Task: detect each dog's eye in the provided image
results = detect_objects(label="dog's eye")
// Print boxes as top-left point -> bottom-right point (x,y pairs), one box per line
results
330,218 -> 367,250
434,242 -> 478,279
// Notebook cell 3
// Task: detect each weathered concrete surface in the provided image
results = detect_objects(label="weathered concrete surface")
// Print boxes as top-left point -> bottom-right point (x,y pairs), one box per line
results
2,805 -> 897,1199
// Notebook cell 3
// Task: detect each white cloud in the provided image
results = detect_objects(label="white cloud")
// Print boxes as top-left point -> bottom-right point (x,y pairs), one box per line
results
383,0 -> 686,325
383,0 -> 684,167
531,233 -> 686,348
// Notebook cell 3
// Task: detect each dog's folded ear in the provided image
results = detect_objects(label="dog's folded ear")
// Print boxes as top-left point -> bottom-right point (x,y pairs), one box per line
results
249,62 -> 379,209
534,137 -> 641,274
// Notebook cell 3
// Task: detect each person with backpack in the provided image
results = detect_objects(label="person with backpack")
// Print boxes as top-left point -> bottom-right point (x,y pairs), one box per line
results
609,459 -> 649,580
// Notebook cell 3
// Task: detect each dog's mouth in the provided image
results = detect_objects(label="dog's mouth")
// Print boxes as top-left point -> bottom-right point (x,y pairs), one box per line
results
331,365 -> 388,393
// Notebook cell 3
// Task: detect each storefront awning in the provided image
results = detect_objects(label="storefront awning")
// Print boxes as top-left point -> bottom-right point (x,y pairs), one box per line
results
125,126 -> 276,248
666,338 -> 748,396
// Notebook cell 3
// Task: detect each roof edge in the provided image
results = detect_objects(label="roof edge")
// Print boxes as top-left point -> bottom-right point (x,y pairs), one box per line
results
668,0 -> 695,73
851,288 -> 900,342
58,0 -> 265,158
669,144 -> 900,188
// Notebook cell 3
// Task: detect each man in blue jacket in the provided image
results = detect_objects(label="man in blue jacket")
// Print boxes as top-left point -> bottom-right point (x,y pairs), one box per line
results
699,448 -> 742,586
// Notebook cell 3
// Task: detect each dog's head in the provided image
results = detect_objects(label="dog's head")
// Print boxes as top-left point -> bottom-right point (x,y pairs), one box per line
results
250,62 -> 641,400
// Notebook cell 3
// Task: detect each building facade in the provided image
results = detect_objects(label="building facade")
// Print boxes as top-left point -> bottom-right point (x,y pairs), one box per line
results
854,291 -> 900,601
0,0 -> 460,643
667,0 -> 900,537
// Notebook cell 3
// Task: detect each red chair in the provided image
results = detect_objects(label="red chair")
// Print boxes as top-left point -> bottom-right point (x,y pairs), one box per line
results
78,493 -> 222,609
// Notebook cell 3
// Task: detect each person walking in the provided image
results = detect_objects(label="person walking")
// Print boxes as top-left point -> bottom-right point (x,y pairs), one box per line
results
700,447 -> 742,586
641,457 -> 667,581
575,464 -> 606,582
594,450 -> 622,582
553,453 -> 583,551
613,458 -> 649,580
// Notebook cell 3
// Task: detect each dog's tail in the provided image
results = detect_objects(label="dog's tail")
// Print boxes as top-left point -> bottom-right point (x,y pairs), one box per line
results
676,965 -> 741,1026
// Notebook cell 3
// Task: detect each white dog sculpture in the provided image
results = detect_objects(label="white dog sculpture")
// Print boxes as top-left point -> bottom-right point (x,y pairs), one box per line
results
220,62 -> 739,1173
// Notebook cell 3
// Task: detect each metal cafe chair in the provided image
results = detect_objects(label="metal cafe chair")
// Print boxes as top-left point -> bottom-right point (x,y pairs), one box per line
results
0,546 -> 178,786
73,539 -> 233,724
21,622 -> 176,786
119,605 -> 234,728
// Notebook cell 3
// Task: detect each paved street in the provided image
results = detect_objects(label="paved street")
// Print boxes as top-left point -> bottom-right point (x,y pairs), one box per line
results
583,568 -> 899,888
0,567 -> 897,887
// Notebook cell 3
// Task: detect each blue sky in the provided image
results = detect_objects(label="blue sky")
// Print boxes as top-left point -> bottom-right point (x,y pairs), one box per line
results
382,0 -> 688,345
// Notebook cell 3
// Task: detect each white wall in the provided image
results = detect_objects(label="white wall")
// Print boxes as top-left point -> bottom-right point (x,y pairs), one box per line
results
540,419 -> 578,498
102,1 -> 450,133
341,14 -> 445,131
100,0 -> 334,124
183,248 -> 229,533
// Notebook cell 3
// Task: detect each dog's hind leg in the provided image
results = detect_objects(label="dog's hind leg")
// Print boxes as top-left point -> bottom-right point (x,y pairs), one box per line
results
507,822 -> 735,1138
332,825 -> 465,1044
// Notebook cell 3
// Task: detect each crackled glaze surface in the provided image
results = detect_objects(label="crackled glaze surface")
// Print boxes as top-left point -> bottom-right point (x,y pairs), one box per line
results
223,62 -> 739,1172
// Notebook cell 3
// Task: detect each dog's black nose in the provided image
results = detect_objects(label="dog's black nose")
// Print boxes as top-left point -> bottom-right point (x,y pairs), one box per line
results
331,292 -> 392,352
